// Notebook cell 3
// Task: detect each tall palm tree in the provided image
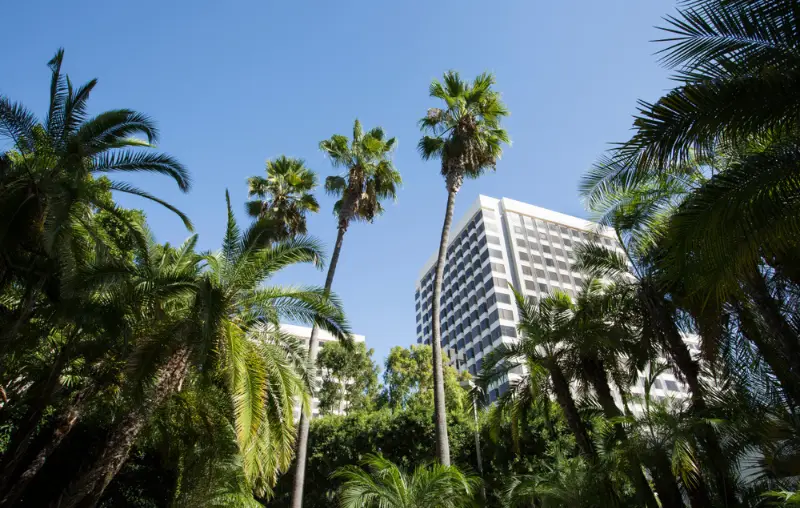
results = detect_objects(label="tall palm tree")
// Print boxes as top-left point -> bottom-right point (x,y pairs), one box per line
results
332,454 -> 480,508
246,155 -> 320,239
58,192 -> 349,508
418,71 -> 509,466
291,119 -> 400,508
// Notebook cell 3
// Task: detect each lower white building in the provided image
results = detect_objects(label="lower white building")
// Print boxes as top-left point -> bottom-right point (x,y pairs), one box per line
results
281,324 -> 366,419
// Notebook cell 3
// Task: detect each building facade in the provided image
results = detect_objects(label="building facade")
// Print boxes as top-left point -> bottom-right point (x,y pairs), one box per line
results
414,195 -> 697,406
281,324 -> 366,419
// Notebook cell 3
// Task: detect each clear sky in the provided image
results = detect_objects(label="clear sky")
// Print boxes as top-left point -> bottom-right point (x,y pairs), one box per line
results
2,0 -> 678,367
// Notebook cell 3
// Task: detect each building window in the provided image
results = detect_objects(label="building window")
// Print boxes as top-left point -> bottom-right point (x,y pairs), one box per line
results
492,263 -> 506,274
496,292 -> 512,304
489,248 -> 503,259
500,325 -> 517,338
665,380 -> 678,392
521,266 -> 532,276
518,252 -> 529,261
516,238 -> 526,247
538,283 -> 548,292
487,235 -> 500,245
513,225 -> 523,234
545,258 -> 555,267
535,268 -> 546,279
525,280 -> 536,290
499,308 -> 514,320
558,261 -> 568,270
542,245 -> 552,254
493,277 -> 508,288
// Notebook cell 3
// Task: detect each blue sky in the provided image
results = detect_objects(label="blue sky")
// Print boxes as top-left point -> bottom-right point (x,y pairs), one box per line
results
2,0 -> 677,368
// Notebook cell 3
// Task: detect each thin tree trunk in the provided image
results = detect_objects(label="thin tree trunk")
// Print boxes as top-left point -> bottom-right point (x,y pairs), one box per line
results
0,389 -> 89,507
56,347 -> 190,508
584,359 -> 664,508
338,378 -> 347,415
430,185 -> 458,466
291,225 -> 347,508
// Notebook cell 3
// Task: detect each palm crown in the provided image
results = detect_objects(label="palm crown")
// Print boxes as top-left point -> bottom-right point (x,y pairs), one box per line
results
418,71 -> 510,190
246,155 -> 319,239
320,119 -> 401,229
0,48 -> 192,252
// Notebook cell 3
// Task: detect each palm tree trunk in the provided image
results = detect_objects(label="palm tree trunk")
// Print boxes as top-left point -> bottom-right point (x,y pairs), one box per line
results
549,363 -> 620,504
56,347 -> 190,508
291,224 -> 347,508
583,359 -> 665,508
0,344 -> 70,498
430,183 -> 459,466
659,315 -> 739,507
744,269 -> 800,385
549,363 -> 594,459
0,387 -> 93,507
734,299 -> 800,403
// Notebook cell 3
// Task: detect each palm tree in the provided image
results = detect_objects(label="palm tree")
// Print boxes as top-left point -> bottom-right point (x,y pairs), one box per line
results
246,155 -> 320,239
481,290 -> 623,504
591,0 -> 800,380
559,281 -> 672,508
0,48 -> 191,352
0,234 -> 199,506
332,454 -> 480,508
58,192 -> 350,508
291,119 -> 400,508
482,291 -> 596,461
502,455 -> 627,508
575,241 -> 743,506
418,71 -> 509,466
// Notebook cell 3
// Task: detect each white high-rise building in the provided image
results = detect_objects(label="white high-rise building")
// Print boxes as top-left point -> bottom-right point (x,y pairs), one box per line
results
414,195 -> 697,408
281,324 -> 366,419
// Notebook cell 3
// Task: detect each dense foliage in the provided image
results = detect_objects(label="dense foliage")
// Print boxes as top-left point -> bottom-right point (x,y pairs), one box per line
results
3,0 -> 800,506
